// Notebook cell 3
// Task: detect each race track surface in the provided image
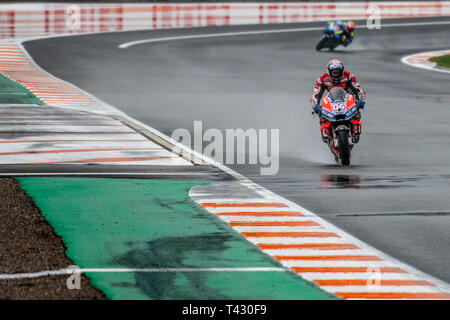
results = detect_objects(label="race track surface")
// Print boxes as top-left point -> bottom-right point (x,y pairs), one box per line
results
23,17 -> 450,283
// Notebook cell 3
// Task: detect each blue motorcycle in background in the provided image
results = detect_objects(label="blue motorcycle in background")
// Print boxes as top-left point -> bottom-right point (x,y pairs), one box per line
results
316,21 -> 349,51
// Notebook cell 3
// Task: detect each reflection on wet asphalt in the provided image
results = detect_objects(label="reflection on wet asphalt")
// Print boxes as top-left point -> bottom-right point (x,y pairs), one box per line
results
235,166 -> 449,192
318,174 -> 447,190
333,211 -> 450,217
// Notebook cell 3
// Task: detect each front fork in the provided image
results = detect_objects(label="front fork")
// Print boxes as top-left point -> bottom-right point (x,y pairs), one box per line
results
320,120 -> 361,155
320,116 -> 362,142
319,120 -> 340,156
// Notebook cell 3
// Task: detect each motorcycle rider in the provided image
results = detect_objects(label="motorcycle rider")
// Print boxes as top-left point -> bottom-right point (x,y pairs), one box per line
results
310,59 -> 366,143
325,20 -> 355,47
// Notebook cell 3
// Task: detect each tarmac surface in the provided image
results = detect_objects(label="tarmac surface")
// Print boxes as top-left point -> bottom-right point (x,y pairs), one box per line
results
22,17 -> 450,283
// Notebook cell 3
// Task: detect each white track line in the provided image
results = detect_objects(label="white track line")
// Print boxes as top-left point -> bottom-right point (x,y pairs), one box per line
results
281,261 -> 400,268
0,267 -> 286,280
220,216 -> 314,222
263,249 -> 378,256
245,237 -> 354,245
233,226 -> 326,232
16,42 -> 126,116
300,273 -> 428,281
0,172 -> 212,177
119,20 -> 450,49
317,286 -> 440,293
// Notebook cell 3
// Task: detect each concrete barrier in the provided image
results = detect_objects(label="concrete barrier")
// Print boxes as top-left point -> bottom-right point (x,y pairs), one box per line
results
0,2 -> 449,39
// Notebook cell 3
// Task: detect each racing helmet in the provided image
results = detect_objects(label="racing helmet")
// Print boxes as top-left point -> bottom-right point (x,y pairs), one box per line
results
327,59 -> 344,83
346,21 -> 355,33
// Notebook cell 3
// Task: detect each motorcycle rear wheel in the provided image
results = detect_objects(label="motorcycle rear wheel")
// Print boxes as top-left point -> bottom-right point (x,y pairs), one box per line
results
337,130 -> 351,165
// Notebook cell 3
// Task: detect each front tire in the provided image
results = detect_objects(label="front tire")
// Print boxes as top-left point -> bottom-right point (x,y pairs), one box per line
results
316,37 -> 326,51
337,130 -> 351,165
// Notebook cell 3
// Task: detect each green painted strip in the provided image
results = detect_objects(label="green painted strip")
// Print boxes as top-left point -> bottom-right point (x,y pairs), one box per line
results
0,73 -> 44,105
16,177 -> 335,300
429,54 -> 450,68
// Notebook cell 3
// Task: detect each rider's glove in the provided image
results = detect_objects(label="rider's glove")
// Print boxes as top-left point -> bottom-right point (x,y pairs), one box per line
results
312,104 -> 320,114
356,100 -> 365,109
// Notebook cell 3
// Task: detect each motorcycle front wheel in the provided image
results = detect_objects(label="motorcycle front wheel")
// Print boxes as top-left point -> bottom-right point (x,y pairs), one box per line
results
316,37 -> 327,51
337,130 -> 351,165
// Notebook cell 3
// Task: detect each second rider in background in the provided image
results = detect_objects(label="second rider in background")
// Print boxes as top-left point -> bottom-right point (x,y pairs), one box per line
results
325,20 -> 356,47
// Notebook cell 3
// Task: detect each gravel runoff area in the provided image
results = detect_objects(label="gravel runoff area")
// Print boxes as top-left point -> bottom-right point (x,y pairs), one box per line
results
0,178 -> 105,300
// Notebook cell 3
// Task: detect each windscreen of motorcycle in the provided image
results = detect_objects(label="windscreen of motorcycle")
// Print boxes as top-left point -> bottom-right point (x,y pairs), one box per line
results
328,87 -> 347,101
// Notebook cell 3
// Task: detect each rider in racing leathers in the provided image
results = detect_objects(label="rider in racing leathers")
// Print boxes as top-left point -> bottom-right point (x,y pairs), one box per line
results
310,59 -> 366,143
325,20 -> 355,47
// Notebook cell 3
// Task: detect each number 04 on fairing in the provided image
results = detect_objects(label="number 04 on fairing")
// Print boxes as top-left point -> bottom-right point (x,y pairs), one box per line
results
317,87 -> 362,165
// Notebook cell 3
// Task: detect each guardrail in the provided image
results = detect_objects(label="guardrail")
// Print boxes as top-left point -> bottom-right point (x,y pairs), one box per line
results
0,2 -> 449,38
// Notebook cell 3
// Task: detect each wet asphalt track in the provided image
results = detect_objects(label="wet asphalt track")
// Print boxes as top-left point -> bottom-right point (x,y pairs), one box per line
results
23,17 -> 450,283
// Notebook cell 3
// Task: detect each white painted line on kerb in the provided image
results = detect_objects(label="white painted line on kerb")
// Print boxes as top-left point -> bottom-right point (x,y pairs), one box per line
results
0,172 -> 211,177
401,49 -> 450,74
118,20 -> 450,49
0,267 -> 287,280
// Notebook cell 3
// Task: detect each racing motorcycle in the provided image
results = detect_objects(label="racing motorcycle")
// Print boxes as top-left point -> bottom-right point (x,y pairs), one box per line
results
316,23 -> 346,51
313,87 -> 361,166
